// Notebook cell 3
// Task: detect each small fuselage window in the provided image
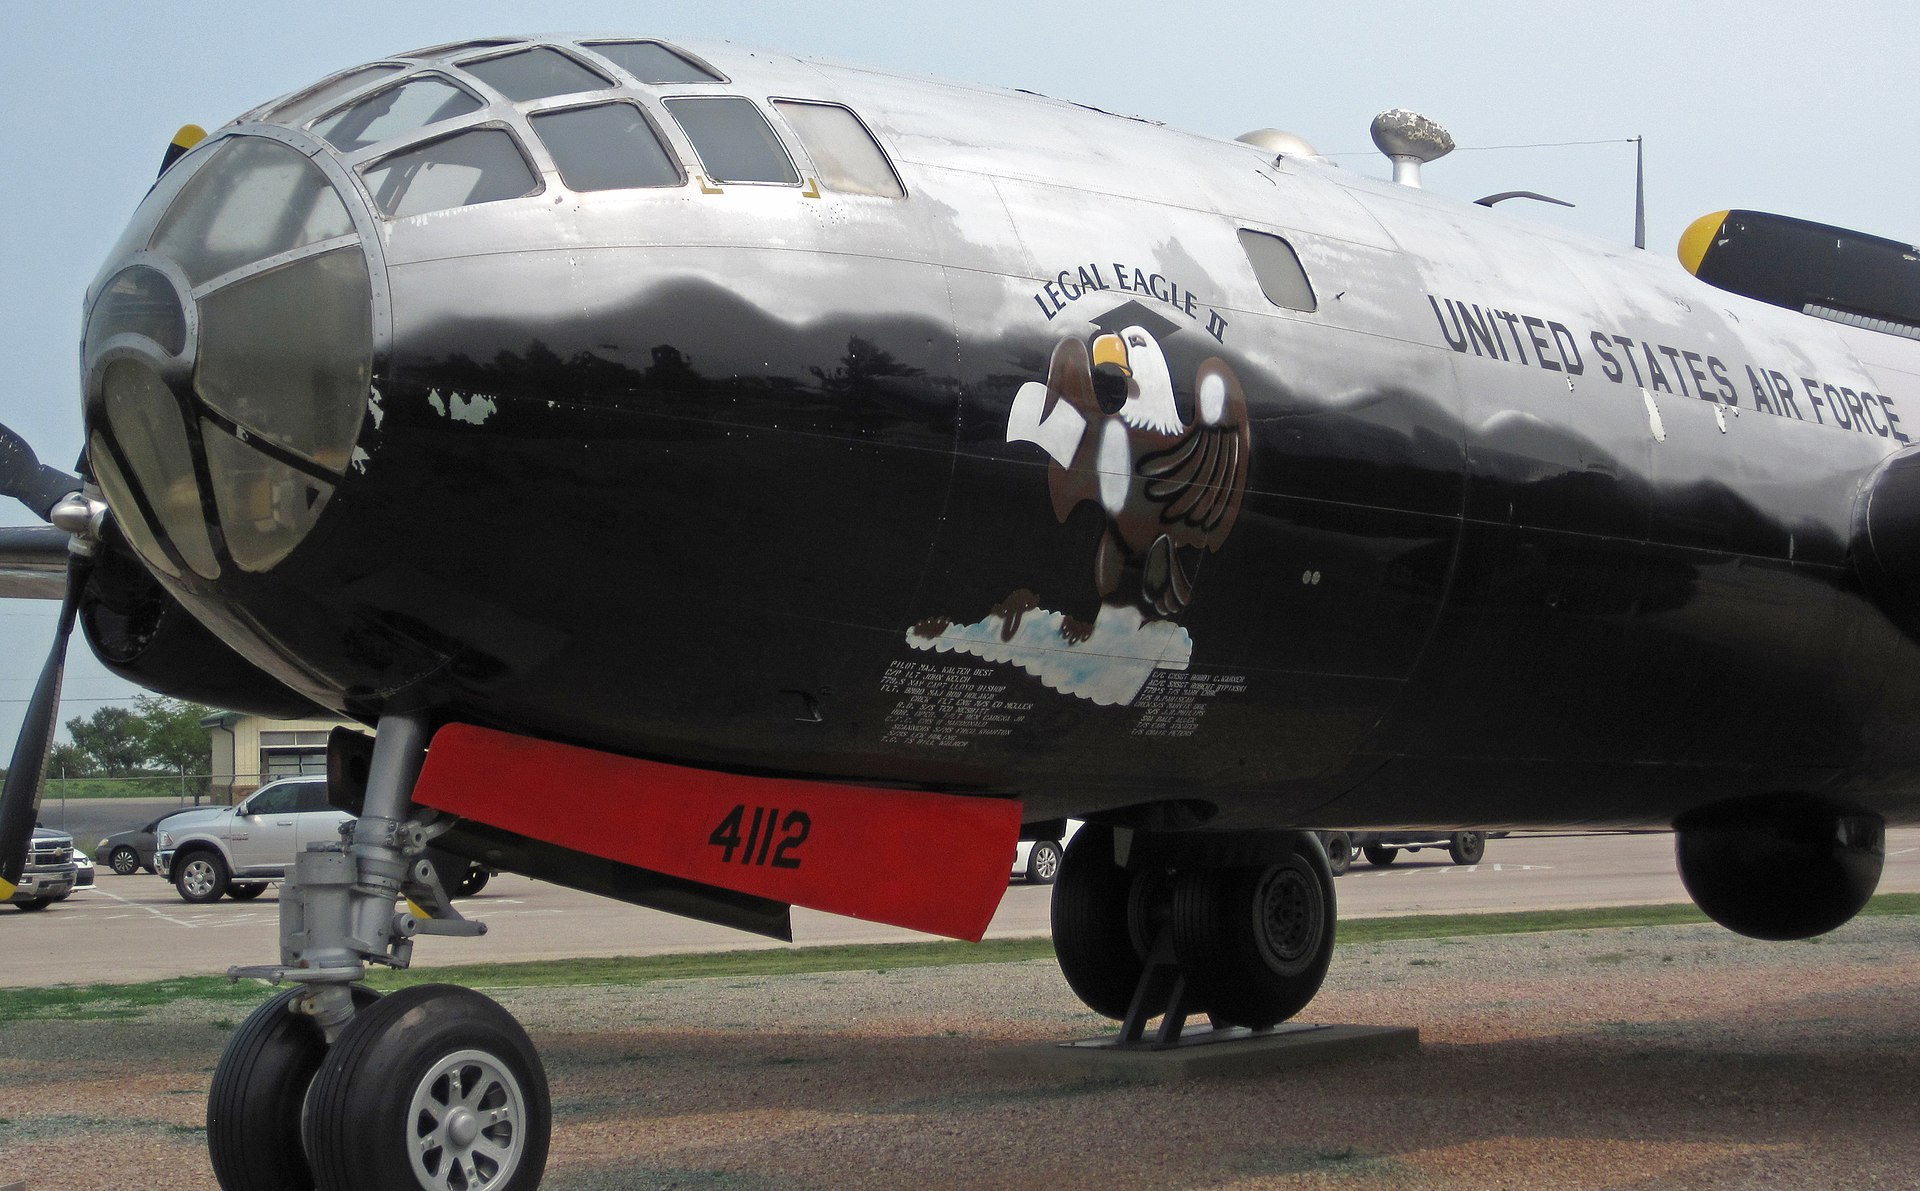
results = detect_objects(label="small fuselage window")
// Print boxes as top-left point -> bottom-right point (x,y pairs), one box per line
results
771,101 -> 904,199
581,40 -> 723,84
1238,229 -> 1317,313
665,97 -> 799,186
459,46 -> 614,103
361,127 -> 541,218
312,74 -> 483,154
530,103 -> 684,192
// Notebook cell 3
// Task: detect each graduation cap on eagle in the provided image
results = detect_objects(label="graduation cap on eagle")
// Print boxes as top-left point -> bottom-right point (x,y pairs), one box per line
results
1006,300 -> 1252,639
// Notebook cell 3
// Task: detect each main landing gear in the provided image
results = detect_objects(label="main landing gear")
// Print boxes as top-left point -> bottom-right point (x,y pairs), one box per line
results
1051,824 -> 1337,1045
208,715 -> 550,1191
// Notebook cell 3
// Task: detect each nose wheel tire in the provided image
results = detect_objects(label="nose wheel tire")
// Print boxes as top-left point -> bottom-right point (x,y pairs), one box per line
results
1051,825 -> 1147,1019
303,983 -> 550,1191
175,851 -> 230,903
1171,835 -> 1337,1030
208,984 -> 381,1191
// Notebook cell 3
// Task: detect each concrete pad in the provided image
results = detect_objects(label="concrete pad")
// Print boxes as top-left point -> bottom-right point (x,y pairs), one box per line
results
990,1023 -> 1418,1082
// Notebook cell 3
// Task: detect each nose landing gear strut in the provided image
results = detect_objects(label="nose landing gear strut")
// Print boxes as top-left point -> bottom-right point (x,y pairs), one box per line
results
208,714 -> 551,1191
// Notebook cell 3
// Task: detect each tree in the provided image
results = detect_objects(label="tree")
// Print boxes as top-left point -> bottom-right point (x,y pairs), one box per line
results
134,694 -> 213,774
47,741 -> 90,778
64,705 -> 146,774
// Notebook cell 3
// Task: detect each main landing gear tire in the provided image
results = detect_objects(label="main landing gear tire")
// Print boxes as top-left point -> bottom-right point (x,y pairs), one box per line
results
303,983 -> 550,1191
1051,824 -> 1146,1019
208,984 -> 381,1191
1448,831 -> 1486,865
1363,844 -> 1399,867
1171,835 -> 1337,1030
175,851 -> 230,903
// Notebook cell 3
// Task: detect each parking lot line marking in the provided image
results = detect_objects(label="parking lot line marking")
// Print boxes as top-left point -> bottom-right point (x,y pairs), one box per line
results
91,886 -> 204,928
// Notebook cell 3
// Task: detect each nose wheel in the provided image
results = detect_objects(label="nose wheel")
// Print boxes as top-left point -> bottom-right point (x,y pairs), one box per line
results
303,984 -> 550,1191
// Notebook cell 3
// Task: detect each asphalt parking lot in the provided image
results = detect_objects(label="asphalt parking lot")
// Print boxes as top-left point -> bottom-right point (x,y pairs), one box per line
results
13,827 -> 1920,987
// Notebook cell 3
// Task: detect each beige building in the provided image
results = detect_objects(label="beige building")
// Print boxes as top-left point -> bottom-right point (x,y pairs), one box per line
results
202,711 -> 365,805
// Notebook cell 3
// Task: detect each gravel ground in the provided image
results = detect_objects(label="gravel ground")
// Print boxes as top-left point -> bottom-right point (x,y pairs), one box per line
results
4,916 -> 1919,1189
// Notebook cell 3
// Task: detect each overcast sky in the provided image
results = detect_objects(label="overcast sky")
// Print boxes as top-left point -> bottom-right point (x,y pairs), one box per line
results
1,0 -> 1913,753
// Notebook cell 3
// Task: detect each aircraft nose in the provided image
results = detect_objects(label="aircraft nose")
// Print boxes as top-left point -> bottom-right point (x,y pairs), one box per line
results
82,133 -> 377,581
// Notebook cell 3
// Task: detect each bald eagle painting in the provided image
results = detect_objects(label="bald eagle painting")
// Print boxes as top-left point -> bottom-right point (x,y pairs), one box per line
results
907,323 -> 1252,707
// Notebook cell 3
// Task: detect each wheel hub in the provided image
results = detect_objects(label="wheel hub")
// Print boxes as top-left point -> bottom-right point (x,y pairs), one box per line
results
1252,863 -> 1321,974
408,1048 -> 527,1190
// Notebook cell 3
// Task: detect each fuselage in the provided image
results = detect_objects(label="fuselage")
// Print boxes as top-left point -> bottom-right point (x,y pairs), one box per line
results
79,35 -> 1920,832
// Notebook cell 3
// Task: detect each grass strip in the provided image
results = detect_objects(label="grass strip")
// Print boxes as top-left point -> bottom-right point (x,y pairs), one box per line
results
5,892 -> 1916,1024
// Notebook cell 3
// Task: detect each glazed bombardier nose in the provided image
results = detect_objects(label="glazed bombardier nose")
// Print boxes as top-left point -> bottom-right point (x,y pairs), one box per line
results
84,134 -> 375,580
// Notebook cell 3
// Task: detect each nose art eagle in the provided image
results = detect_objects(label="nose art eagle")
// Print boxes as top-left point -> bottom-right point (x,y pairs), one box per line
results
1009,325 -> 1252,620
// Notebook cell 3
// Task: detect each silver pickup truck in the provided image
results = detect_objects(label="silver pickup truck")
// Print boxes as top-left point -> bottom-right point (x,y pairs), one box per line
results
7,826 -> 79,910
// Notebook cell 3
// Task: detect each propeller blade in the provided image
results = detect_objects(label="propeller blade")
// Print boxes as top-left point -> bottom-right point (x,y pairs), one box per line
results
159,124 -> 207,177
0,422 -> 80,523
0,551 -> 89,902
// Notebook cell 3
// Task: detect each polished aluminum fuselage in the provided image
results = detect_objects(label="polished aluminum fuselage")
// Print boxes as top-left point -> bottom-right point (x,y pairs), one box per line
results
94,38 -> 1920,831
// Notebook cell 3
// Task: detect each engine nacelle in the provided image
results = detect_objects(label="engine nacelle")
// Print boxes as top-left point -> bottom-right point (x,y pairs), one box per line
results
1675,797 -> 1884,940
79,527 -> 328,720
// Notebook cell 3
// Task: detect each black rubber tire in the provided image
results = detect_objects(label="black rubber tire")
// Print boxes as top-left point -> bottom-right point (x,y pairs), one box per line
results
108,846 -> 140,876
1363,844 -> 1399,867
455,866 -> 491,898
1170,834 -> 1337,1029
13,897 -> 51,911
1449,831 -> 1486,865
208,984 -> 380,1191
1322,832 -> 1353,876
1051,825 -> 1145,1020
1025,840 -> 1063,885
174,849 -> 231,903
227,882 -> 268,901
303,984 -> 550,1191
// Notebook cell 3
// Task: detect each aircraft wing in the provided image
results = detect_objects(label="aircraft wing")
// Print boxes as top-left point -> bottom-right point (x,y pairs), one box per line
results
0,525 -> 70,599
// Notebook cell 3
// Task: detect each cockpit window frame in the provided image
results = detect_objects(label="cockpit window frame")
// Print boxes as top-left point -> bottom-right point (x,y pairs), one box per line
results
355,121 -> 548,220
576,39 -> 729,86
454,44 -> 618,105
526,99 -> 688,193
306,71 -> 488,156
662,95 -> 801,188
768,98 -> 908,200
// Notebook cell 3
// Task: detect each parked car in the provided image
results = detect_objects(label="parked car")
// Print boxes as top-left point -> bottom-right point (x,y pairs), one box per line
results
1013,820 -> 1081,885
6,826 -> 78,910
98,810 -> 200,876
155,776 -> 349,903
53,846 -> 95,899
1318,830 -> 1487,873
154,775 -> 496,904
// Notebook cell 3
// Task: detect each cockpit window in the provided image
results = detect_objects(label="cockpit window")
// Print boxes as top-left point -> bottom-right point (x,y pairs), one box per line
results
459,46 -> 613,102
312,75 -> 483,153
1238,229 -> 1317,313
361,127 -> 541,218
664,97 -> 798,185
530,103 -> 683,191
148,138 -> 354,286
264,64 -> 405,125
580,40 -> 723,84
771,101 -> 905,198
